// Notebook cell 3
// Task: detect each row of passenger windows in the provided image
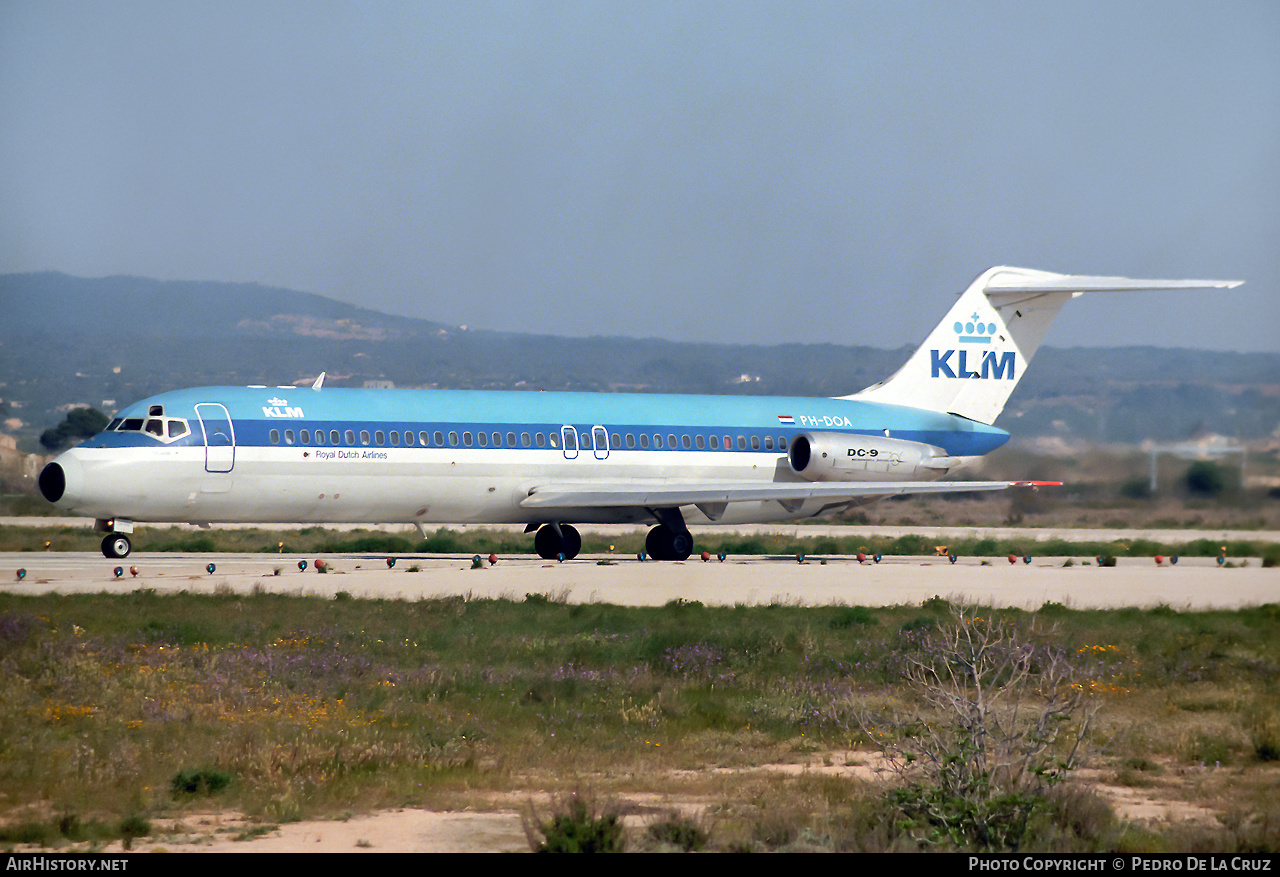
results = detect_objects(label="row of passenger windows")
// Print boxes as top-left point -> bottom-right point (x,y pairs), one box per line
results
268,427 -> 790,452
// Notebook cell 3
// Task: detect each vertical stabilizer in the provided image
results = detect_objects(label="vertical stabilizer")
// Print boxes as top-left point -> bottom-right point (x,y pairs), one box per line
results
848,267 -> 1242,424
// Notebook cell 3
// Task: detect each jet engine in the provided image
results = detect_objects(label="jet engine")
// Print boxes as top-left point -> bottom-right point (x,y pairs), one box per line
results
787,432 -> 958,482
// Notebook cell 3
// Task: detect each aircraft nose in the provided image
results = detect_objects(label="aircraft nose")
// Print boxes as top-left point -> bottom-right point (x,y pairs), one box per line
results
39,453 -> 83,508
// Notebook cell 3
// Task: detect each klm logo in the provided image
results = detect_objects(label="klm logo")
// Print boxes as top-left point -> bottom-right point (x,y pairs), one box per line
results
930,349 -> 1016,380
263,396 -> 305,418
930,313 -> 1015,379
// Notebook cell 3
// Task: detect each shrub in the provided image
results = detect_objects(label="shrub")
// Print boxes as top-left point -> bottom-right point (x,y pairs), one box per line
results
524,793 -> 625,853
172,768 -> 232,796
119,815 -> 151,850
831,606 -> 876,629
647,814 -> 709,851
859,605 -> 1098,851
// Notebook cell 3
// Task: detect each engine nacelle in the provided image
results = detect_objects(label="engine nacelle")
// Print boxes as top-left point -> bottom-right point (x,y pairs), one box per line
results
787,431 -> 955,482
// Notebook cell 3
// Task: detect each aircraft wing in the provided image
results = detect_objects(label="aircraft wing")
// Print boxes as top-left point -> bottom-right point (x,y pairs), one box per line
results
519,480 -> 1058,510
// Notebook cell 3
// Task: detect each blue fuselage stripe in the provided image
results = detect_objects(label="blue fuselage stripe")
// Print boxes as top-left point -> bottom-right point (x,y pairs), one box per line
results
81,387 -> 1010,458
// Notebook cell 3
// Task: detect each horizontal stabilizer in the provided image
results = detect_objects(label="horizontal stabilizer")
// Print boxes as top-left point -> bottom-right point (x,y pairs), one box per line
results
984,275 -> 1243,293
850,267 -> 1243,425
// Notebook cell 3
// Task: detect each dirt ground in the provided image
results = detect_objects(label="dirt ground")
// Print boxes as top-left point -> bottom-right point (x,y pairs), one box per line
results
44,753 -> 1233,853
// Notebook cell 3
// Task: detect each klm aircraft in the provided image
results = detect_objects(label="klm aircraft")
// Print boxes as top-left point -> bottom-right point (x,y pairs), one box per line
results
39,267 -> 1241,560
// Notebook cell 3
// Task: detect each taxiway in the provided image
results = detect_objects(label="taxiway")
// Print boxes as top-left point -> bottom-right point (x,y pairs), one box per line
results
1,550 -> 1274,610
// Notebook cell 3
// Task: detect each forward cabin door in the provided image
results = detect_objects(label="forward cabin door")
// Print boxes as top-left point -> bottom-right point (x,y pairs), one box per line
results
195,403 -> 236,474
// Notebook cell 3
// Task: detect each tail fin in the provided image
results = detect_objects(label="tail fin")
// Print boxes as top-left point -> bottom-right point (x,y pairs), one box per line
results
848,266 -> 1242,425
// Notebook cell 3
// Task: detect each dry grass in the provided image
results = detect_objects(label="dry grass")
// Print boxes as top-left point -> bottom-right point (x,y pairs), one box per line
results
1,592 -> 1278,852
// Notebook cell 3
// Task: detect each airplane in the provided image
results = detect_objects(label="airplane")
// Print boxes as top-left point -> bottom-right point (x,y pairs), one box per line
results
37,266 -> 1242,561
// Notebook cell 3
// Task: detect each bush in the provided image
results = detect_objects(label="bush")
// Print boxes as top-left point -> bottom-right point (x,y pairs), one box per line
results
525,793 -> 625,853
859,606 -> 1098,851
1185,461 -> 1229,497
118,815 -> 151,850
172,768 -> 232,796
831,606 -> 877,629
647,814 -> 709,851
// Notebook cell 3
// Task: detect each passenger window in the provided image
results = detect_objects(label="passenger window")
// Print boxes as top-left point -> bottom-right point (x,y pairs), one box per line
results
330,430 -> 340,445
764,436 -> 773,450
493,432 -> 502,447
463,432 -> 473,447
375,430 -> 385,445
668,434 -> 677,449
433,431 -> 443,446
270,429 -> 281,444
653,434 -> 662,449
285,429 -> 295,445
391,431 -> 401,446
779,436 -> 788,450
301,429 -> 310,444
695,435 -> 705,450
751,435 -> 760,450
315,430 -> 325,446
626,433 -> 635,448
549,432 -> 559,448
508,432 -> 517,447
737,436 -> 747,450
681,435 -> 691,449
640,434 -> 649,449
448,431 -> 459,446
611,433 -> 621,447
536,432 -> 546,447
521,432 -> 531,447
360,430 -> 371,445
345,430 -> 355,445
710,435 -> 719,449
723,435 -> 731,449
478,432 -> 488,447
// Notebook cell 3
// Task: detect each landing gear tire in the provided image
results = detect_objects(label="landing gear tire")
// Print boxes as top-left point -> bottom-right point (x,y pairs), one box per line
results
645,524 -> 692,561
102,534 -> 131,559
534,524 -> 581,560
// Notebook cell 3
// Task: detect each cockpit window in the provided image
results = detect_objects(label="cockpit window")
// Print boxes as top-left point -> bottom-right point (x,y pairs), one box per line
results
115,414 -> 191,443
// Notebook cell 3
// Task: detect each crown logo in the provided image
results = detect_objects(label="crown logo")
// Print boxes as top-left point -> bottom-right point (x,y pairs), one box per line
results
953,313 -> 997,344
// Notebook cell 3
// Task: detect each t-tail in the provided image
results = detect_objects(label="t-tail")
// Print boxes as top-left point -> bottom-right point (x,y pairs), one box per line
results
848,266 -> 1242,425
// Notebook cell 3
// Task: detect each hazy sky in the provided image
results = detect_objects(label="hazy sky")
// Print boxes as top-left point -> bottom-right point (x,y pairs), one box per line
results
3,1 -> 1277,352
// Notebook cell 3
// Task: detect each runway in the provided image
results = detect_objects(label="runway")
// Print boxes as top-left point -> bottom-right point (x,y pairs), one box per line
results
1,550 -> 1275,610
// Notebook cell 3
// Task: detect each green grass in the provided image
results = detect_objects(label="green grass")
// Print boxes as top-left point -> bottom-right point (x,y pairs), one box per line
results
1,592 -> 1278,851
2,522 -> 1275,560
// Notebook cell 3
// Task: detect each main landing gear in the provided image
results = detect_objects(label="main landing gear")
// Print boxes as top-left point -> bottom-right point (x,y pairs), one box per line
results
531,511 -> 694,562
645,524 -> 693,561
101,533 -> 132,559
643,508 -> 693,561
534,523 -> 582,560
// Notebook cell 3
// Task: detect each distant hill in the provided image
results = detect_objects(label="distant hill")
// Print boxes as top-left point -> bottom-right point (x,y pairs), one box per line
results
2,272 -> 1276,448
